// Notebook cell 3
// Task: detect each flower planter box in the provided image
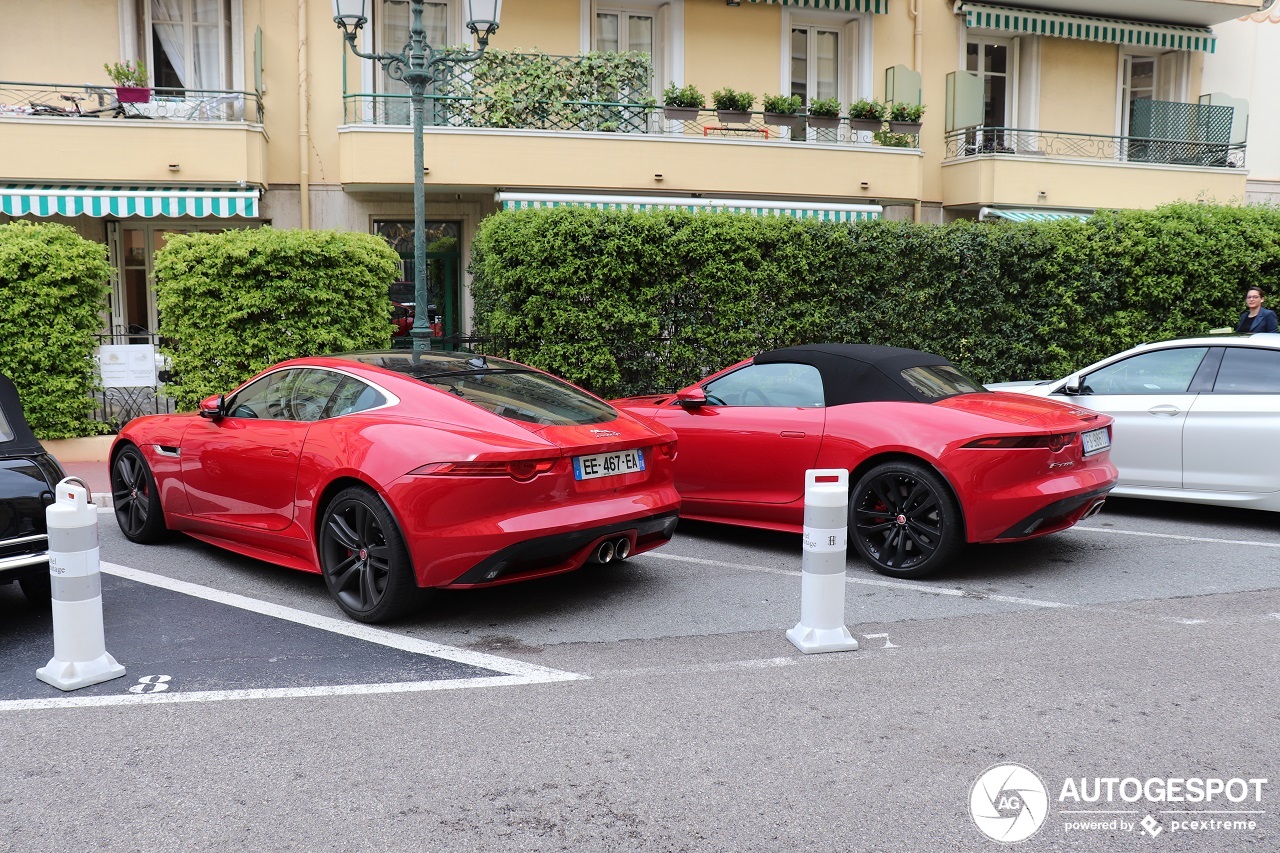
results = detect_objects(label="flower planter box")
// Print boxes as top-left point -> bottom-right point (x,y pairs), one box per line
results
115,86 -> 151,104
715,109 -> 752,124
887,120 -> 922,134
807,115 -> 841,130
763,112 -> 800,128
849,118 -> 883,132
663,106 -> 701,121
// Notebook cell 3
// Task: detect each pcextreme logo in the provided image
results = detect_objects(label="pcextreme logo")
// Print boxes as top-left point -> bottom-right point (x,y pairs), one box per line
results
969,764 -> 1269,844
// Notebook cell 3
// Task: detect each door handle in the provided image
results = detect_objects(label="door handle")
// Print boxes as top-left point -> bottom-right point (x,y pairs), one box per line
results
780,431 -> 806,438
1147,404 -> 1180,416
270,448 -> 292,458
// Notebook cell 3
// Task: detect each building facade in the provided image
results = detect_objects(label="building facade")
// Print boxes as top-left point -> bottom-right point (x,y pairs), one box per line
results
0,0 -> 1269,343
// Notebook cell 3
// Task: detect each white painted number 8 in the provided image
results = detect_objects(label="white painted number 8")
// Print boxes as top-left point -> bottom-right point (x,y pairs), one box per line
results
128,675 -> 172,694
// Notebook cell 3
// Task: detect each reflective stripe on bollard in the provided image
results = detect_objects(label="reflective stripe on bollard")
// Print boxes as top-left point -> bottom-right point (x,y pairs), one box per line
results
36,477 -> 126,691
786,469 -> 860,654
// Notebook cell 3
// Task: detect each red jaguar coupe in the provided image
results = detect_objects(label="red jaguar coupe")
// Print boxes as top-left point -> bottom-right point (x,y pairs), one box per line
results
612,344 -> 1116,578
111,351 -> 680,623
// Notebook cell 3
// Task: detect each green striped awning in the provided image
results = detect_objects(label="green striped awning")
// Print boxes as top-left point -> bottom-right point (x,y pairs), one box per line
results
497,193 -> 882,222
961,3 -> 1217,53
980,208 -> 1092,222
747,0 -> 889,13
0,185 -> 260,218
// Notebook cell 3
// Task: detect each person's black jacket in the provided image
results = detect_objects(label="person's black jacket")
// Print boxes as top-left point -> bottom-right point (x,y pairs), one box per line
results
1235,308 -> 1279,334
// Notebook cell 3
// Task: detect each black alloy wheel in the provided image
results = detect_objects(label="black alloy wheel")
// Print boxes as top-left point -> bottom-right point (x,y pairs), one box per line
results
850,460 -> 963,578
318,486 -> 419,624
111,445 -> 168,543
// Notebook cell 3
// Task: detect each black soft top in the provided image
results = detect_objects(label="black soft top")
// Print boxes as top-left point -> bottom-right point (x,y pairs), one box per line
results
754,344 -> 960,406
0,373 -> 44,454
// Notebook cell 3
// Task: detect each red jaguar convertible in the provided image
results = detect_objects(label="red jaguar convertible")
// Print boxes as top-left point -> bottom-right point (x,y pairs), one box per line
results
613,344 -> 1116,578
111,351 -> 680,623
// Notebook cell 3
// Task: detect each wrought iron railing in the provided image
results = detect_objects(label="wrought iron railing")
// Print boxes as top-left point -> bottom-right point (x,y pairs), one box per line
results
0,81 -> 263,123
92,333 -> 178,430
943,127 -> 1245,168
341,95 -> 920,148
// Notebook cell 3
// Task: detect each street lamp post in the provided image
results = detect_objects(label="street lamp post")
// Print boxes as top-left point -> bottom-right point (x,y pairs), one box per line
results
332,0 -> 502,352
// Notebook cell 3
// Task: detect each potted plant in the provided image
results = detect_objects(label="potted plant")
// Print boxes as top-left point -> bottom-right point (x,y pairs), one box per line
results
848,98 -> 886,132
761,94 -> 803,128
887,101 -> 925,134
662,82 -> 705,121
712,87 -> 755,124
104,60 -> 151,104
806,96 -> 842,130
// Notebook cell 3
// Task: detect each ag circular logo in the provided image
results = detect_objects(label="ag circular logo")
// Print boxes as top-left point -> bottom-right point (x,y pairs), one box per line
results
970,763 -> 1049,843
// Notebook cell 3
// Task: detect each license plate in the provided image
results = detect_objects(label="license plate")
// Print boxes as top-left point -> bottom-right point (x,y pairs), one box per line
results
573,448 -> 645,481
1082,427 -> 1110,456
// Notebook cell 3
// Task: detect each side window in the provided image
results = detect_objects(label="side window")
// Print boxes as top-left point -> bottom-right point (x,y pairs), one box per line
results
285,370 -> 344,422
703,363 -> 824,408
326,377 -> 388,418
225,369 -> 298,420
1082,347 -> 1209,395
1212,348 -> 1280,393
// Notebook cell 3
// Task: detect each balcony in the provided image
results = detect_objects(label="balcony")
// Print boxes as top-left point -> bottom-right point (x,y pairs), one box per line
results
0,82 -> 267,186
337,94 -> 922,203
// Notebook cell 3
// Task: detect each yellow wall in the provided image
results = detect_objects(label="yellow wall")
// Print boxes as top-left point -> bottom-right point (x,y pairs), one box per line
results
1039,39 -> 1119,136
685,1 -> 781,105
497,0 -> 580,53
1,1 -> 121,86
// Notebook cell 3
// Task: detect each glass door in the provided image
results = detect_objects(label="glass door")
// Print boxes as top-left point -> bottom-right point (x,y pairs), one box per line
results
791,25 -> 840,141
966,38 -> 1012,152
374,220 -> 463,349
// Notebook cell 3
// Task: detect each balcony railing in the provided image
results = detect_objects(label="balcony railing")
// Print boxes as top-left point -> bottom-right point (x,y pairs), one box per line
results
943,127 -> 1245,169
0,81 -> 263,123
341,93 -> 919,148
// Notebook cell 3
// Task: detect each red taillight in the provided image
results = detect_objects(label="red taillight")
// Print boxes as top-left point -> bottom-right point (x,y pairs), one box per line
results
411,459 -> 559,481
964,433 -> 1075,452
655,441 -> 677,461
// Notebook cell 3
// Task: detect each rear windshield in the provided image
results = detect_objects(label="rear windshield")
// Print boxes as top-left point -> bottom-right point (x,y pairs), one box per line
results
418,369 -> 618,426
900,365 -> 986,399
0,408 -> 13,442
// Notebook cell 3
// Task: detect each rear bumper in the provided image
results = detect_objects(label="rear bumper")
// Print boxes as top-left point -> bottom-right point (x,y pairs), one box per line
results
446,510 -> 679,587
0,534 -> 50,582
992,485 -> 1113,542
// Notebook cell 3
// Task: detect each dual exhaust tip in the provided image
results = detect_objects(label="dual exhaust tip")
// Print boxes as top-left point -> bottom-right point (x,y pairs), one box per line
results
590,536 -> 633,564
1082,498 -> 1107,520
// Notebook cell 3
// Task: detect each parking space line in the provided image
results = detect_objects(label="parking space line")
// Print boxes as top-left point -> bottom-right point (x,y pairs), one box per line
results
1076,526 -> 1280,549
0,563 -> 587,712
643,553 -> 1074,609
100,562 -> 586,682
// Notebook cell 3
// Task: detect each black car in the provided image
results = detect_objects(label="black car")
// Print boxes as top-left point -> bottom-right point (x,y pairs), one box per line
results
0,373 -> 65,605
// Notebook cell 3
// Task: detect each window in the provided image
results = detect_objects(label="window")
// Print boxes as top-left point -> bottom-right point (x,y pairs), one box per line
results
226,369 -> 343,422
966,37 -> 1012,151
900,366 -> 985,399
704,364 -> 825,408
327,377 -> 389,417
378,0 -> 450,100
1082,348 -> 1209,395
142,0 -> 234,91
594,6 -> 664,98
1212,348 -> 1280,394
1120,54 -> 1155,139
791,25 -> 841,107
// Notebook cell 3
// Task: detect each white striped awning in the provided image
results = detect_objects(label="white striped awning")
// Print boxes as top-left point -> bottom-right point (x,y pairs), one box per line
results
979,207 -> 1092,222
747,0 -> 890,12
0,185 -> 261,218
961,3 -> 1217,53
497,192 -> 882,222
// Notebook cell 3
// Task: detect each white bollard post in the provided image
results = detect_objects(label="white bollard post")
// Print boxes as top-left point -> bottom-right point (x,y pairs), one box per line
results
787,469 -> 859,654
36,477 -> 126,691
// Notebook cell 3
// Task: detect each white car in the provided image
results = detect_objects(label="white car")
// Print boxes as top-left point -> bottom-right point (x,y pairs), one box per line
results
989,334 -> 1280,511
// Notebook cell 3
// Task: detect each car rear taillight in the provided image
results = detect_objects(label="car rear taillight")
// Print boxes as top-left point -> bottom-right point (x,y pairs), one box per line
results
411,459 -> 560,481
963,433 -> 1076,452
655,441 -> 677,461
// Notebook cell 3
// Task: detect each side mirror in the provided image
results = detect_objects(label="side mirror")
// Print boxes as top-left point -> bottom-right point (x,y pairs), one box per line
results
199,393 -> 226,420
675,386 -> 707,408
1061,374 -> 1083,395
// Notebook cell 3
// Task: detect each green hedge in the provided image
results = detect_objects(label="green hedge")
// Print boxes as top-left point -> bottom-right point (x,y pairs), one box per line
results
155,227 -> 400,409
0,221 -> 111,439
471,203 -> 1280,396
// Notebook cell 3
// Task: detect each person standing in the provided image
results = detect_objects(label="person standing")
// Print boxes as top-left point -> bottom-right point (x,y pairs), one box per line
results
1235,286 -> 1279,333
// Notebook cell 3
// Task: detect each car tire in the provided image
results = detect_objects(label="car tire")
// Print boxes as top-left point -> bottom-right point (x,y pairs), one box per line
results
18,571 -> 51,607
318,486 -> 420,624
850,460 -> 964,579
111,444 -> 168,544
